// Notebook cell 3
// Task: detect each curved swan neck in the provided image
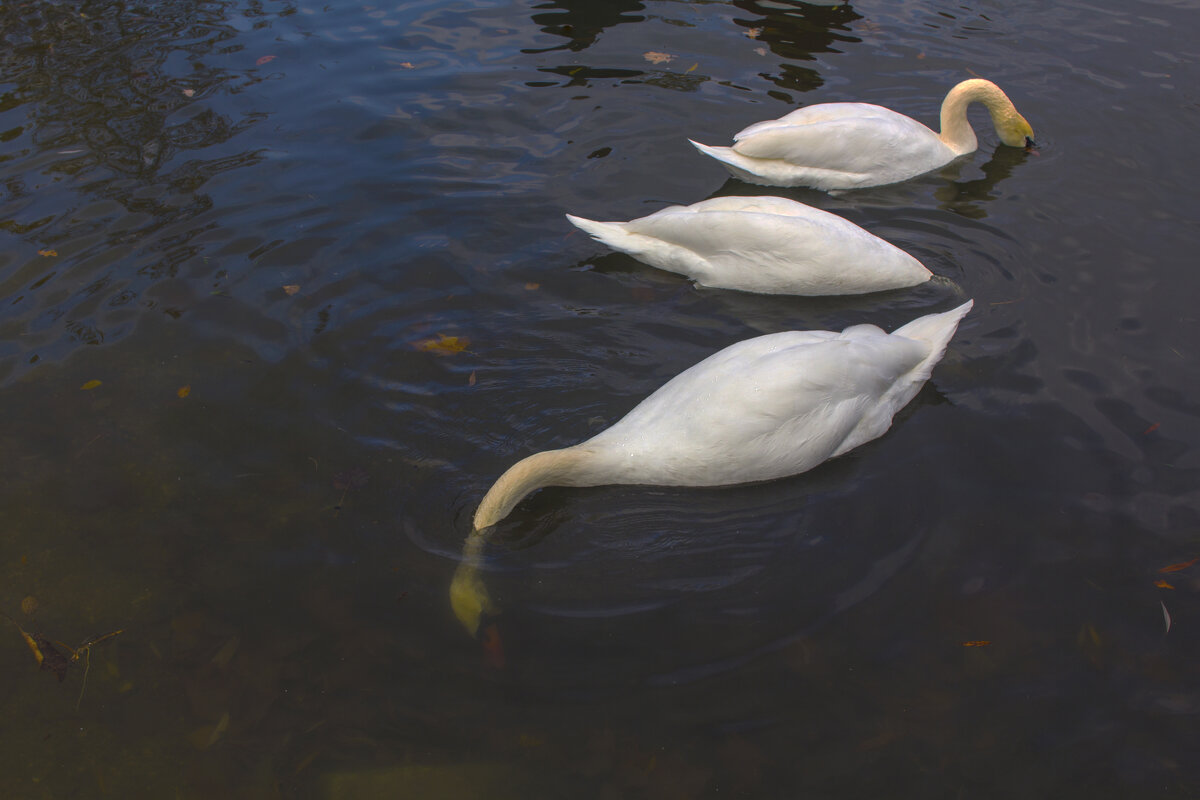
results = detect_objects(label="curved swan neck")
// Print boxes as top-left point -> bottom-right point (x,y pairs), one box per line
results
938,79 -> 1020,155
473,447 -> 590,530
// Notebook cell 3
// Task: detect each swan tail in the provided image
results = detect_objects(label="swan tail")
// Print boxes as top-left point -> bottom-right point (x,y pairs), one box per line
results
688,139 -> 740,168
565,214 -> 634,252
893,299 -> 974,378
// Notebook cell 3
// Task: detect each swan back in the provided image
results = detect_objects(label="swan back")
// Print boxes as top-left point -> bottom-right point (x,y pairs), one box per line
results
584,300 -> 973,485
567,196 -> 930,295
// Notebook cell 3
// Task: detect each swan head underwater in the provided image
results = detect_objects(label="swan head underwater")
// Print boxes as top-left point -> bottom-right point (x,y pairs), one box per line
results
452,301 -> 974,635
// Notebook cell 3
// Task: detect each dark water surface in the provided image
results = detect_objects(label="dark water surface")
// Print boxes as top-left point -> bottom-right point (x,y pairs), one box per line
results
2,0 -> 1199,796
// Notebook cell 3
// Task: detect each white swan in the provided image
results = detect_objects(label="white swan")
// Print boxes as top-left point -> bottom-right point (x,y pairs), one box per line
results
690,78 -> 1035,190
566,195 -> 931,296
452,301 -> 974,634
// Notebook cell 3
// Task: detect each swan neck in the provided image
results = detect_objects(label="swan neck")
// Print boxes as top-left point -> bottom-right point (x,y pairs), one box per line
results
938,79 -> 1015,155
472,447 -> 589,530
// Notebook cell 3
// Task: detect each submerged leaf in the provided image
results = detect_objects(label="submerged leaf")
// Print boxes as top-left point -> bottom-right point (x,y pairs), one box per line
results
1155,579 -> 1174,589
1159,556 -> 1198,573
415,333 -> 469,356
81,379 -> 102,390
20,596 -> 38,616
481,623 -> 505,669
177,385 -> 191,399
961,640 -> 991,647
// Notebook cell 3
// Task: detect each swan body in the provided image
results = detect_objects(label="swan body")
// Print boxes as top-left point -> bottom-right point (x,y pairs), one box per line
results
690,79 -> 1035,190
472,300 -> 973,532
454,301 -> 973,634
566,196 -> 931,296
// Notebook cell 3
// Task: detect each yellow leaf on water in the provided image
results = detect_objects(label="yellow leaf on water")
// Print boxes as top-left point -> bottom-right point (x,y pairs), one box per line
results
415,333 -> 469,356
686,63 -> 698,73
283,284 -> 300,295
643,51 -> 673,65
524,282 -> 540,290
38,249 -> 58,257
962,640 -> 991,647
81,379 -> 103,390
177,385 -> 191,399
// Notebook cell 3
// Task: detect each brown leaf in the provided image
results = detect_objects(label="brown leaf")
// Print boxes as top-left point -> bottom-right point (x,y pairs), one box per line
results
256,55 -> 276,66
283,284 -> 300,295
468,370 -> 476,387
1159,556 -> 1199,573
31,632 -> 70,681
37,249 -> 58,257
1143,422 -> 1160,435
643,51 -> 673,65
962,640 -> 991,647
524,282 -> 540,290
1155,579 -> 1174,589
415,333 -> 469,356
177,385 -> 191,399
481,623 -> 505,669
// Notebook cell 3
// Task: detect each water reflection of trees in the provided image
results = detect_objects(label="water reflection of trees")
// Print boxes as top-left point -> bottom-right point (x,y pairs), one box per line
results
522,0 -> 647,54
0,0 -> 279,375
729,0 -> 862,98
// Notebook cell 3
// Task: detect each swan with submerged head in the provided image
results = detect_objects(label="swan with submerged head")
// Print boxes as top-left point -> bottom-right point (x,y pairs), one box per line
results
690,78 -> 1035,190
566,195 -> 931,296
451,301 -> 974,635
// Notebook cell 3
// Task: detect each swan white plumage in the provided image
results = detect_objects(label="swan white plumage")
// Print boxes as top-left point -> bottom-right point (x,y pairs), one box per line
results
566,195 -> 931,295
451,300 -> 974,634
689,78 -> 1035,190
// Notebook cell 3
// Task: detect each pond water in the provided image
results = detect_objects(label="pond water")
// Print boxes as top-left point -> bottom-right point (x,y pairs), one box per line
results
2,0 -> 1199,796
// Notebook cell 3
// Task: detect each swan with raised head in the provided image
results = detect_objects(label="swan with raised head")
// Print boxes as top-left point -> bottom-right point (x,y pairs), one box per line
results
452,300 -> 974,635
689,78 -> 1035,190
566,195 -> 931,295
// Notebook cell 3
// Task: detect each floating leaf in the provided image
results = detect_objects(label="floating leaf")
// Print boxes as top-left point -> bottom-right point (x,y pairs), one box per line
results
962,640 -> 991,647
283,284 -> 300,295
1155,579 -> 1174,589
20,596 -> 37,616
468,370 -> 476,387
415,333 -> 469,356
643,51 -> 673,65
37,249 -> 58,257
745,27 -> 762,39
177,385 -> 191,399
524,282 -> 540,290
686,63 -> 698,74
81,379 -> 102,390
400,61 -> 415,69
255,55 -> 276,66
1159,556 -> 1199,573
182,88 -> 195,97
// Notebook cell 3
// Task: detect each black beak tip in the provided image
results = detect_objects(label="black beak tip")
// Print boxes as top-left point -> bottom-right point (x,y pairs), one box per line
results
1025,136 -> 1037,149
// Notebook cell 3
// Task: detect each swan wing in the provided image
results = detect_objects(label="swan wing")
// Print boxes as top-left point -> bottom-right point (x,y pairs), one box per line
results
618,199 -> 927,294
732,111 -> 945,176
585,328 -> 929,485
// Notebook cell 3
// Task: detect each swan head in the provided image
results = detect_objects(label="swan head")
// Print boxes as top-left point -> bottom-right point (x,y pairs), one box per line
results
450,548 -> 496,637
997,110 -> 1036,148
